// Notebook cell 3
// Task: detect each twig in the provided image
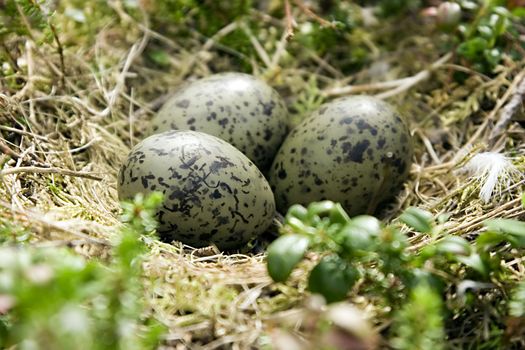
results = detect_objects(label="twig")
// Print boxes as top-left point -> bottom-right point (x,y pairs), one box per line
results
489,71 -> 525,143
49,22 -> 66,89
459,70 -> 525,155
269,28 -> 290,74
292,0 -> 336,28
0,166 -> 103,181
13,41 -> 36,102
26,40 -> 36,123
31,239 -> 107,248
324,77 -> 409,96
100,2 -> 151,117
284,0 -> 295,40
0,200 -> 111,246
376,53 -> 452,99
36,137 -> 101,155
448,197 -> 521,235
127,92 -> 169,118
0,42 -> 20,72
101,32 -> 150,117
200,21 -> 240,53
0,125 -> 49,141
181,21 -> 249,74
240,22 -> 272,68
0,140 -> 21,160
415,129 -> 442,164
309,52 -> 343,79
442,63 -> 492,81
129,88 -> 135,146
26,0 -> 66,88
323,53 -> 452,98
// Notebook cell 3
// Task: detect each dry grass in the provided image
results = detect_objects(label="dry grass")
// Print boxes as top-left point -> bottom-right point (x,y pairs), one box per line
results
1,2 -> 525,348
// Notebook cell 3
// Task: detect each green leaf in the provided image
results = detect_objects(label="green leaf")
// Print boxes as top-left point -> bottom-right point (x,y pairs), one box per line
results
435,236 -> 471,256
484,218 -> 525,235
267,235 -> 310,283
457,37 -> 489,61
456,253 -> 489,277
308,255 -> 358,303
477,25 -> 493,40
286,204 -> 308,221
283,216 -> 314,235
476,231 -> 506,249
509,281 -> 525,317
391,282 -> 445,350
491,13 -> 509,38
493,6 -> 511,18
483,48 -> 502,68
340,216 -> 381,253
329,203 -> 351,225
484,219 -> 525,247
399,207 -> 433,233
351,216 -> 382,236
437,213 -> 451,224
521,193 -> 525,209
144,191 -> 164,209
419,244 -> 438,262
512,7 -> 525,18
307,201 -> 336,216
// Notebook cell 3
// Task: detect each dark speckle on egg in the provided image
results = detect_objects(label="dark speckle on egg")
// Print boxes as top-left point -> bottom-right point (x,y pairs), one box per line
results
268,95 -> 413,216
176,99 -> 190,108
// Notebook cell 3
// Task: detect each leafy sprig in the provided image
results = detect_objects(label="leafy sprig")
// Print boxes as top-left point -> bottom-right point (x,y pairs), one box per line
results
267,200 -> 525,346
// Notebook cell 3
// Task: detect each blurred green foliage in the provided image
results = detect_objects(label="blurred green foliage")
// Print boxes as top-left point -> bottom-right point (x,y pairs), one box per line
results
456,3 -> 519,73
0,192 -> 165,350
375,0 -> 422,16
145,0 -> 252,35
391,282 -> 445,350
510,280 -> 525,318
0,0 -> 52,39
267,200 -> 525,347
4,0 -> 521,75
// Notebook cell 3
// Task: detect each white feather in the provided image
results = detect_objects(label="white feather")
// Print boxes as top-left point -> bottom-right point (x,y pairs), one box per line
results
459,152 -> 522,203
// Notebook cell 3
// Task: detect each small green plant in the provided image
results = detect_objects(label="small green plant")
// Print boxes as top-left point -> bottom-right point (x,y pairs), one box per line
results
456,4 -> 516,73
0,219 -> 31,244
267,200 -> 525,346
267,201 -> 411,304
429,1 -> 523,74
0,192 -> 165,350
376,0 -> 422,16
0,0 -> 68,86
0,0 -> 52,39
509,280 -> 525,318
144,0 -> 252,36
288,76 -> 325,126
391,282 -> 445,350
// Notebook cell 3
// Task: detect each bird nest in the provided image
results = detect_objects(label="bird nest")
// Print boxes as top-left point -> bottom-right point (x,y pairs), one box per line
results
1,2 -> 524,348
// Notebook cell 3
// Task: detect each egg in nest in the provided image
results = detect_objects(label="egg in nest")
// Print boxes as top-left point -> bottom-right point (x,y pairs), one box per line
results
268,96 -> 413,216
118,130 -> 276,250
150,72 -> 289,171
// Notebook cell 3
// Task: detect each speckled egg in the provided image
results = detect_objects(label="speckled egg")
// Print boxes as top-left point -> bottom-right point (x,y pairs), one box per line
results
268,96 -> 413,215
150,72 -> 289,171
118,130 -> 276,250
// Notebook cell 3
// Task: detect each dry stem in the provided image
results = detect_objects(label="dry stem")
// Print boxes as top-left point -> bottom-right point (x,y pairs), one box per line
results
323,53 -> 452,98
0,166 -> 103,181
